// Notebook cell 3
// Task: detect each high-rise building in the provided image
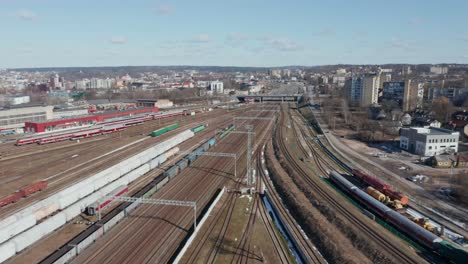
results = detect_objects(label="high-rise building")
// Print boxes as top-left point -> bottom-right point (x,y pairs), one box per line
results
209,81 -> 224,94
268,69 -> 281,78
427,87 -> 468,102
346,77 -> 363,105
382,80 -> 423,111
382,81 -> 405,105
103,78 -> 115,89
74,79 -> 90,90
361,75 -> 379,106
90,78 -> 106,89
378,73 -> 392,91
321,76 -> 329,84
50,74 -> 62,89
404,66 -> 412,75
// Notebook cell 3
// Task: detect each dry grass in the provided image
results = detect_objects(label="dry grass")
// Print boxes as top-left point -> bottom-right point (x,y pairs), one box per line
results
265,140 -> 372,264
270,135 -> 400,264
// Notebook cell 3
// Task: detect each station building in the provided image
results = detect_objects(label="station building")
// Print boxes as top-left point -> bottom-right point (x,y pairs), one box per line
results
0,105 -> 54,132
136,99 -> 173,109
400,127 -> 459,156
24,107 -> 158,133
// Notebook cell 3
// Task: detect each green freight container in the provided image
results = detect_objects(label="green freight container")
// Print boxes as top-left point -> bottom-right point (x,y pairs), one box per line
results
191,125 -> 206,133
151,123 -> 179,137
220,125 -> 235,139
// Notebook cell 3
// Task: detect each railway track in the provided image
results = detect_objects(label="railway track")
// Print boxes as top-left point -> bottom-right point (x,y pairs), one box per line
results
258,142 -> 327,264
182,110 -> 279,264
276,105 -> 423,264
288,110 -> 348,176
0,110 -> 240,219
74,136 -> 240,263
70,110 -> 275,263
7,117 -> 241,264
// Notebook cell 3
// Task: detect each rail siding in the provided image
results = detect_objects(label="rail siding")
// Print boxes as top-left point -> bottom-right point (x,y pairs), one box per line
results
173,187 -> 226,264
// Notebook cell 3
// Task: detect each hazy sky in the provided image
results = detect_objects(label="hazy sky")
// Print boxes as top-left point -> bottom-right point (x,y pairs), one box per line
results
1,0 -> 467,68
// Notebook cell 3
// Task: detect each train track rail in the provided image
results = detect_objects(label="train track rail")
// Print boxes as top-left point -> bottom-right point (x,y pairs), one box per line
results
0,108 -> 249,217
70,110 -> 275,263
258,142 -> 327,264
289,110 -> 349,175
276,105 -> 423,264
180,109 -> 283,264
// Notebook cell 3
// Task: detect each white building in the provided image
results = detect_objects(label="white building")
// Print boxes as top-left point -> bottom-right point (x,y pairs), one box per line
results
75,79 -> 90,90
0,95 -> 30,106
103,78 -> 115,89
0,105 -> 54,131
90,78 -> 104,89
332,75 -> 346,87
209,81 -> 224,95
400,127 -> 459,156
336,68 -> 346,74
430,66 -> 448,75
53,108 -> 89,119
196,81 -> 210,88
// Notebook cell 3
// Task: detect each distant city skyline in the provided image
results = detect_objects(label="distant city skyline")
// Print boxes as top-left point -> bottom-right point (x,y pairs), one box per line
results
1,0 -> 467,68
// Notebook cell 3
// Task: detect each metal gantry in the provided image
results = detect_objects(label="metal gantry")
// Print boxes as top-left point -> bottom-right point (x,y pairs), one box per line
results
233,117 -> 275,128
218,129 -> 256,186
99,196 -> 198,229
248,110 -> 280,113
176,151 -> 237,177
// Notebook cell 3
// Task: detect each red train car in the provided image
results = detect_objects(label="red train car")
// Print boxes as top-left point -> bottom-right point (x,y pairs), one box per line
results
86,186 -> 128,215
352,169 -> 409,205
19,181 -> 48,197
0,193 -> 23,207
352,168 -> 387,190
383,189 -> 409,205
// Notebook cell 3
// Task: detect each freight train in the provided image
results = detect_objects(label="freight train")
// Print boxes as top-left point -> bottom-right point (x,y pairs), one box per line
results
151,123 -> 179,137
352,168 -> 409,205
219,124 -> 235,139
0,182 -> 48,207
329,171 -> 467,263
191,124 -> 206,133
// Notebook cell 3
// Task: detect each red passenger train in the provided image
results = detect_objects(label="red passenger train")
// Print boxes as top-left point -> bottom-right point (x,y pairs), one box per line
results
15,109 -> 186,146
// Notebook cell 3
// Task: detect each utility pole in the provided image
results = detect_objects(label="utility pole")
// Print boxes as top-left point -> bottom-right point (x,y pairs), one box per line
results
246,125 -> 253,186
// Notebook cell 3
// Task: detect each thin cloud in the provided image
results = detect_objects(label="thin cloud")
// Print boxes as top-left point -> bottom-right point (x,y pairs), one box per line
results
190,34 -> 211,43
18,48 -> 33,55
110,37 -> 127,44
225,33 -> 248,47
386,38 -> 413,51
408,17 -> 425,25
155,4 -> 175,15
260,36 -> 303,51
16,9 -> 36,21
315,28 -> 336,37
227,33 -> 248,41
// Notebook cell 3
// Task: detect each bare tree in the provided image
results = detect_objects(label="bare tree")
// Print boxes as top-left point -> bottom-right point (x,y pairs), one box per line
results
341,98 -> 350,125
432,97 -> 453,123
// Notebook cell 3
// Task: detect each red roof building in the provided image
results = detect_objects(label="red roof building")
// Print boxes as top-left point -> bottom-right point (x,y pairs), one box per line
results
24,107 -> 158,133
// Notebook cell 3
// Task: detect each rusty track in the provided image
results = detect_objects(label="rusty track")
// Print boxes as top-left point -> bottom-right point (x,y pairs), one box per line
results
276,105 -> 422,264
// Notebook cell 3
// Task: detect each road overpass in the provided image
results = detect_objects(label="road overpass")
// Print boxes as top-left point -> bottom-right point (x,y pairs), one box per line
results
237,94 -> 303,103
